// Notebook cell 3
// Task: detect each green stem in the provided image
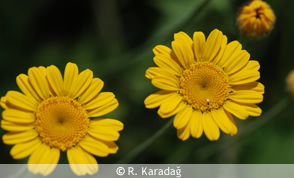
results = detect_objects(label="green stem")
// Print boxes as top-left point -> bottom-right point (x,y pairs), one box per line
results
116,118 -> 174,164
194,97 -> 290,161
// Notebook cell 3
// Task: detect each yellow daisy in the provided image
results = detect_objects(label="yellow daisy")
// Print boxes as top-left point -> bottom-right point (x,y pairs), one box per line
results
237,0 -> 276,39
144,29 -> 264,141
1,62 -> 123,176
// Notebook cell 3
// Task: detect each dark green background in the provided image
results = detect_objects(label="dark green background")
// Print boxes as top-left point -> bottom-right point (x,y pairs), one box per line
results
1,0 -> 294,165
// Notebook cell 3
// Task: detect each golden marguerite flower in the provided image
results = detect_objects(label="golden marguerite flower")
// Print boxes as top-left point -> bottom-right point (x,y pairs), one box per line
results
237,0 -> 276,39
144,29 -> 264,141
1,62 -> 123,176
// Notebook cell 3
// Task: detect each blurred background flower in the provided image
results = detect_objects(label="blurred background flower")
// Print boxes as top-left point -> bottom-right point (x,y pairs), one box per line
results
1,0 -> 294,168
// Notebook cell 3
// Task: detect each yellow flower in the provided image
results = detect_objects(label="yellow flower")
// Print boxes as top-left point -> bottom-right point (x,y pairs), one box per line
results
287,70 -> 294,96
1,62 -> 123,176
237,0 -> 276,39
144,29 -> 264,141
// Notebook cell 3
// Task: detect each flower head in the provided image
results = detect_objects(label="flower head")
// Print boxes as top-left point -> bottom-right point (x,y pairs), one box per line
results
1,62 -> 123,176
144,29 -> 264,141
237,0 -> 276,39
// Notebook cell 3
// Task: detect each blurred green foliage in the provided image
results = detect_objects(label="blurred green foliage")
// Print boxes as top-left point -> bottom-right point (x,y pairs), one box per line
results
1,0 -> 294,165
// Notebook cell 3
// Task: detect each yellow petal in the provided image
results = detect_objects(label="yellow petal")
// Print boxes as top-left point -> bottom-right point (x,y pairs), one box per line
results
153,54 -> 182,77
90,118 -> 123,131
3,129 -> 38,145
144,90 -> 174,109
224,50 -> 250,75
223,100 -> 249,120
79,78 -> 104,104
1,96 -> 8,109
190,110 -> 203,138
88,123 -> 120,141
213,35 -> 228,64
6,91 -> 37,111
177,123 -> 191,141
173,32 -> 194,66
87,98 -> 118,117
16,74 -> 41,102
193,31 -> 206,62
153,45 -> 172,55
64,62 -> 79,96
28,144 -> 59,176
46,65 -> 64,96
229,70 -> 260,85
234,102 -> 262,117
224,110 -> 238,135
79,135 -> 110,157
203,29 -> 224,62
67,145 -> 98,176
158,94 -> 184,118
172,41 -> 192,69
202,111 -> 220,141
99,141 -> 119,154
68,69 -> 93,99
151,75 -> 180,91
1,120 -> 34,132
229,91 -> 263,104
146,67 -> 179,81
218,41 -> 242,68
211,108 -> 237,136
10,137 -> 41,159
231,82 -> 264,94
28,67 -> 50,100
2,109 -> 35,123
173,105 -> 193,129
83,92 -> 115,110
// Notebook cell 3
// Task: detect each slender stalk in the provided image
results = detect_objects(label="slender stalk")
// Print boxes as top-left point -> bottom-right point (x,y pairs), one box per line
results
116,118 -> 174,164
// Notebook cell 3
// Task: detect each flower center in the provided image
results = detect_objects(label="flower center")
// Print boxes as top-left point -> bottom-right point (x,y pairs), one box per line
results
179,62 -> 229,112
35,97 -> 89,151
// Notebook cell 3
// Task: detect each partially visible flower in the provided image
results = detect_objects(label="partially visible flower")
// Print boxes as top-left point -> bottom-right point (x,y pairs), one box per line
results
1,62 -> 123,176
144,29 -> 264,141
237,0 -> 276,39
287,70 -> 294,96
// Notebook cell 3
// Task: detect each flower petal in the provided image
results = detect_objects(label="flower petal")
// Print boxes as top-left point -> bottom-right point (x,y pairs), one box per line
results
68,69 -> 93,99
10,137 -> 42,159
158,94 -> 185,118
177,123 -> 191,141
151,74 -> 180,91
6,91 -> 37,111
234,102 -> 262,117
144,90 -> 174,109
46,65 -> 64,96
218,41 -> 242,68
202,111 -> 220,141
79,78 -> 104,104
90,118 -> 123,131
28,67 -> 50,100
190,110 -> 203,138
173,105 -> 193,129
16,74 -> 41,102
87,98 -> 118,117
224,50 -> 250,75
223,100 -> 249,120
67,145 -> 98,176
153,54 -> 182,77
83,92 -> 115,110
203,29 -> 224,62
3,129 -> 38,145
2,109 -> 35,123
173,32 -> 194,66
1,96 -> 8,109
193,31 -> 206,62
172,39 -> 193,69
146,67 -> 179,81
212,35 -> 228,64
231,82 -> 264,94
229,91 -> 263,104
1,120 -> 34,132
64,62 -> 79,96
211,108 -> 237,136
28,144 -> 59,176
79,135 -> 110,157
